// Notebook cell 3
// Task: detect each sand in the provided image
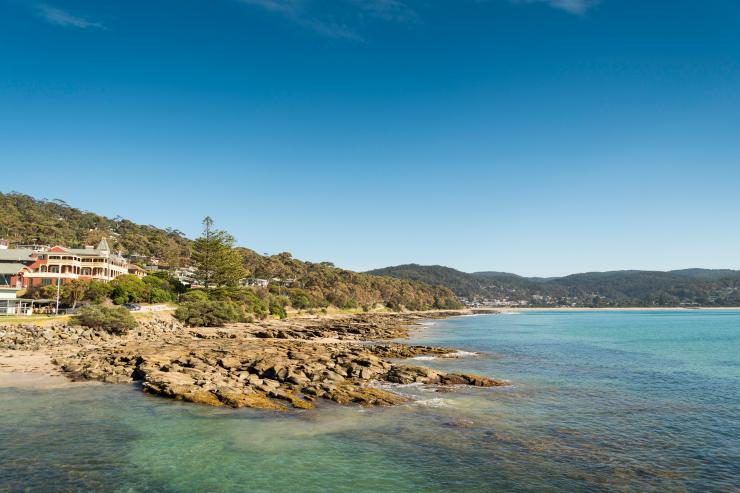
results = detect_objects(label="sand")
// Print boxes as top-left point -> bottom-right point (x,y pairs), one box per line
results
0,350 -> 98,389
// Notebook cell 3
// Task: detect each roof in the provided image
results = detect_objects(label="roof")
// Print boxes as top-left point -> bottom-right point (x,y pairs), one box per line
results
0,249 -> 35,262
0,263 -> 29,275
63,248 -> 104,255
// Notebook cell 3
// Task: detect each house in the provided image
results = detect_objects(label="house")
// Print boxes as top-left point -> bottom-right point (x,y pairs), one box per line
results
0,285 -> 33,316
0,244 -> 38,288
0,238 -> 132,288
173,266 -> 197,286
241,277 -> 269,288
0,262 -> 32,289
128,264 -> 147,278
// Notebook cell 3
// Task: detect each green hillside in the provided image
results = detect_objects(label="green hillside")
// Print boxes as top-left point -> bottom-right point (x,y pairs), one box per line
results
368,265 -> 740,307
0,192 -> 460,311
0,192 -> 190,266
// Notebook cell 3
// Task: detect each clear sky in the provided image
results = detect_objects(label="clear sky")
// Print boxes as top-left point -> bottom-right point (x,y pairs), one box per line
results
1,0 -> 739,276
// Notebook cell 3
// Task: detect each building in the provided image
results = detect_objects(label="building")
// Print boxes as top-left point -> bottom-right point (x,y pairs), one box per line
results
128,264 -> 147,278
0,286 -> 33,316
0,245 -> 37,288
241,277 -> 269,288
173,266 -> 197,286
0,238 -> 132,288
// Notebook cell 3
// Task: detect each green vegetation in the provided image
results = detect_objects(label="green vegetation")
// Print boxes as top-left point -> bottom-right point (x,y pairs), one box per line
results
368,264 -> 740,307
0,192 -> 190,266
4,194 -> 462,317
72,306 -> 137,335
240,251 -> 461,311
191,217 -> 247,287
26,273 -> 185,306
174,300 -> 245,327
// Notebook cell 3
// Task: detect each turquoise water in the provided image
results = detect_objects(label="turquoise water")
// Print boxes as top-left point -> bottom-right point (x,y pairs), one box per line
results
1,311 -> 739,492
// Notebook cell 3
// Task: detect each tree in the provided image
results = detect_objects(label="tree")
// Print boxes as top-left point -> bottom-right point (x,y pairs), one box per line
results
109,275 -> 147,305
61,279 -> 89,309
191,217 -> 246,288
86,280 -> 113,303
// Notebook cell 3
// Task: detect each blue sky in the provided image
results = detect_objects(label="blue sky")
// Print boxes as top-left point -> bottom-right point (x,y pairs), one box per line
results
1,0 -> 739,276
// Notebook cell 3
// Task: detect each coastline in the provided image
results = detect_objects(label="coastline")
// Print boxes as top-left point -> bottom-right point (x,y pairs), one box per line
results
0,309 -> 505,409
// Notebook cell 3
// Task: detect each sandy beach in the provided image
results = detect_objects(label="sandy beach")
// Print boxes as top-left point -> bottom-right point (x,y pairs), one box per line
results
0,350 -> 100,389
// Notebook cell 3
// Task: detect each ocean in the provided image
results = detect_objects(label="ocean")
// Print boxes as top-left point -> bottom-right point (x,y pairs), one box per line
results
1,311 -> 738,492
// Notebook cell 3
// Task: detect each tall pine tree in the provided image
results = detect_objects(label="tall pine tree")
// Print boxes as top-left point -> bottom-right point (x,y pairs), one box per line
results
191,217 -> 246,287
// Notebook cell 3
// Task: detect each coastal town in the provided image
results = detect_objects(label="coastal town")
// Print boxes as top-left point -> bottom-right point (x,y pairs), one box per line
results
0,237 -> 284,316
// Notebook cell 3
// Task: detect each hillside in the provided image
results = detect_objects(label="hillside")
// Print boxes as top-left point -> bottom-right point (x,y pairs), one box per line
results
0,192 -> 191,266
367,264 -> 488,299
0,192 -> 460,310
367,264 -> 740,307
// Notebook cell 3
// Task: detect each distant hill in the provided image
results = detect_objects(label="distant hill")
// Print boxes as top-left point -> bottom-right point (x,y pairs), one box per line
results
366,264 -> 488,299
0,192 -> 460,310
367,264 -> 740,307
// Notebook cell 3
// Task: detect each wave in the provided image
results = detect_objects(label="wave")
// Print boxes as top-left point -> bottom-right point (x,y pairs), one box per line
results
441,350 -> 479,358
411,350 -> 479,361
413,398 -> 451,408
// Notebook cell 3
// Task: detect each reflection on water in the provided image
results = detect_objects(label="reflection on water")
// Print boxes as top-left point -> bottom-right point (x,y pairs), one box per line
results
1,311 -> 739,492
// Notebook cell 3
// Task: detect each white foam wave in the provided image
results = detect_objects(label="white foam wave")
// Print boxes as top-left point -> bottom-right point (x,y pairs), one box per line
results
413,398 -> 451,408
441,350 -> 479,358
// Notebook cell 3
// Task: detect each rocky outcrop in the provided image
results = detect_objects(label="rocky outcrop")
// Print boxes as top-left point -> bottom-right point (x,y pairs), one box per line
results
1,311 -> 507,411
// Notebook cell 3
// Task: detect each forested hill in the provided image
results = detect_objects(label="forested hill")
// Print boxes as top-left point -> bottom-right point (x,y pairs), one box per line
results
0,192 -> 191,266
0,192 -> 460,310
367,264 -> 740,307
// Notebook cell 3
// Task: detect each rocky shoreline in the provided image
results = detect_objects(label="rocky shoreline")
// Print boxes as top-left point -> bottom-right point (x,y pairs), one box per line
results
0,310 -> 507,410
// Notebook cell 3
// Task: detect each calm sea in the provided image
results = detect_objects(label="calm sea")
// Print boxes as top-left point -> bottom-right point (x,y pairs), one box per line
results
1,311 -> 739,492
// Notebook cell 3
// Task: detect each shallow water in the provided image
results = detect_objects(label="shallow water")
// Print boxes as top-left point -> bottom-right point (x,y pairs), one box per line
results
1,311 -> 739,492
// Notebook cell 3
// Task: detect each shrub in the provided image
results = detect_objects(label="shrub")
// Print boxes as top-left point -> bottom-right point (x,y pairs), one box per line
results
290,291 -> 313,310
209,287 -> 270,320
174,300 -> 244,327
269,300 -> 287,319
72,305 -> 137,335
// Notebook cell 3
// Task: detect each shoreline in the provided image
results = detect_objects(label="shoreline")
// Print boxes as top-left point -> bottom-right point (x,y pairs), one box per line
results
0,309 -> 506,409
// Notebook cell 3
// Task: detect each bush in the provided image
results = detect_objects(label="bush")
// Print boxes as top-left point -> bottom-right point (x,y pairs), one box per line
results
269,300 -> 287,319
72,305 -> 137,335
209,287 -> 270,320
174,300 -> 244,327
289,291 -> 313,310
